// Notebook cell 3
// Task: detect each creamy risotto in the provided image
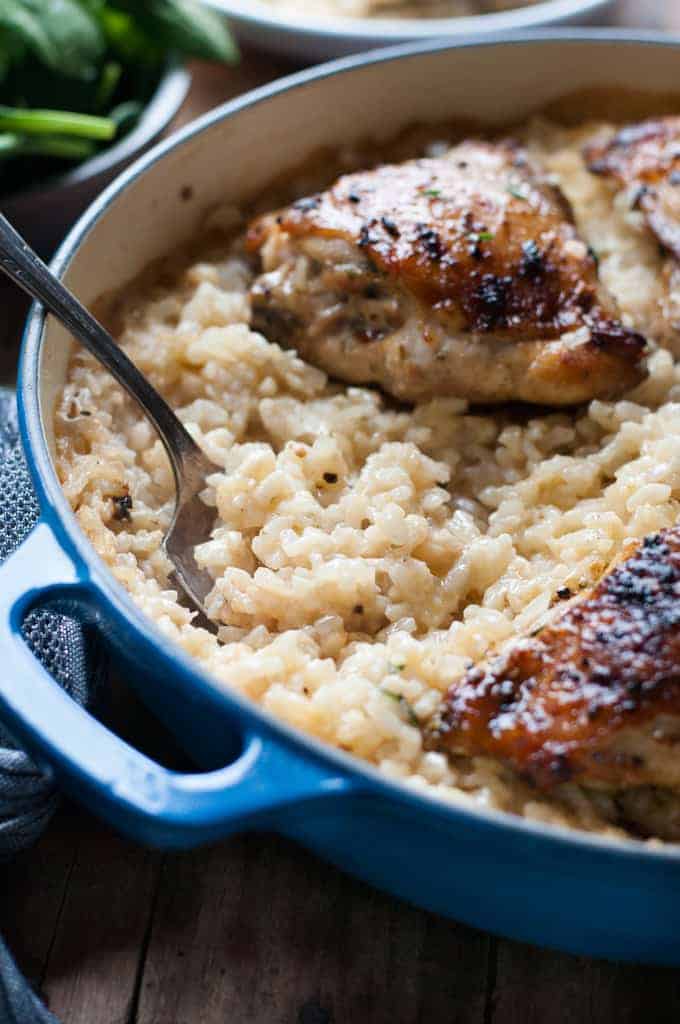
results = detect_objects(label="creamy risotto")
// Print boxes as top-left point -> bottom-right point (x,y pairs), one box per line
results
56,116 -> 680,839
264,0 -> 536,18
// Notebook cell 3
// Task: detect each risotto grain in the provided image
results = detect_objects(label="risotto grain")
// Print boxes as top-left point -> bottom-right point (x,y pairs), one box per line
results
263,0 -> 536,18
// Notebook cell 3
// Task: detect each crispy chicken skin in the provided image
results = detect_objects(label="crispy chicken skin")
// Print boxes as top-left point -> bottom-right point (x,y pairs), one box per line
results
247,141 -> 646,406
427,528 -> 680,792
585,117 -> 680,260
585,118 -> 680,353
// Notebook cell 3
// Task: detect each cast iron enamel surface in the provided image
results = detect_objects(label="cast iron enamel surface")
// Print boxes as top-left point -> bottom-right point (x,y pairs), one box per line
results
5,33 -> 680,964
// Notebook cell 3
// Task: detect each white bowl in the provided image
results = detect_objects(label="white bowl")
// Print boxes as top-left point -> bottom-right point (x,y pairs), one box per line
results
209,0 -> 616,61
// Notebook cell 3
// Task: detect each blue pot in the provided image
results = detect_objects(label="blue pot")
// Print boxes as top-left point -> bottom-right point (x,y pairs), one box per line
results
3,32 -> 680,965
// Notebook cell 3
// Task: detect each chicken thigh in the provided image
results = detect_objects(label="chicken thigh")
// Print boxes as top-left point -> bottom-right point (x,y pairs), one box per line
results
428,528 -> 680,793
247,140 -> 646,405
585,117 -> 680,351
586,117 -> 680,260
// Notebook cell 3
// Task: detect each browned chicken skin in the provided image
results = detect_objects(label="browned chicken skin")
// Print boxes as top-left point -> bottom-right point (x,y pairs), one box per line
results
585,117 -> 680,260
247,141 -> 646,405
585,118 -> 680,352
428,528 -> 680,792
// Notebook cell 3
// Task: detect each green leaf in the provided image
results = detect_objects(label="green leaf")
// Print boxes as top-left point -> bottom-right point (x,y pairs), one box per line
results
381,689 -> 419,726
0,36 -> 12,83
0,103 -> 116,139
24,134 -> 97,159
99,7 -> 162,65
0,4 -> 52,69
94,60 -> 122,110
0,0 -> 240,198
112,0 -> 238,63
0,130 -> 97,160
77,0 -> 107,14
0,0 -> 105,79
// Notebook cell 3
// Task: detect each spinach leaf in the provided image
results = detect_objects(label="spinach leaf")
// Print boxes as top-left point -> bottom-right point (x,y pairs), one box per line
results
0,0 -> 105,79
111,0 -> 238,64
0,43 -> 11,86
0,104 -> 115,139
0,0 -> 238,195
98,7 -> 163,66
0,130 -> 97,160
93,59 -> 122,110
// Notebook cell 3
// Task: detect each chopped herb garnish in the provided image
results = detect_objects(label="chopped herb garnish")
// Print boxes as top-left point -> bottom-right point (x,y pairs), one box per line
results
404,702 -> 419,727
381,689 -> 418,726
475,231 -> 494,242
423,188 -> 442,198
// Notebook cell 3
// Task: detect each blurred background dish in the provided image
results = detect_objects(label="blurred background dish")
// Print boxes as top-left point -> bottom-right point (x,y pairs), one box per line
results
207,0 -> 616,60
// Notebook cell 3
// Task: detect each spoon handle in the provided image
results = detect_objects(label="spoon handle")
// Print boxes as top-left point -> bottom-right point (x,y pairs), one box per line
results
0,212 -> 202,469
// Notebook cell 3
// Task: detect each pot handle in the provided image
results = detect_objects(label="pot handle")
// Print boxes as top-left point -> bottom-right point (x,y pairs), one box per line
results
0,520 -> 354,848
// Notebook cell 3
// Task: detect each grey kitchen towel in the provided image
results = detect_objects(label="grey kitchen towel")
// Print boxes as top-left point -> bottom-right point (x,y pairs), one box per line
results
0,386 -> 106,1023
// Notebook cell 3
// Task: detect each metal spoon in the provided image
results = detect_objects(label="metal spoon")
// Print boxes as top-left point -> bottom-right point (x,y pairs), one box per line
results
0,213 -> 218,627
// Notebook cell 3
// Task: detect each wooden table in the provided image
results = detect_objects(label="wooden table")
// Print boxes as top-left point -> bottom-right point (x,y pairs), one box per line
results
3,3 -> 680,1021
